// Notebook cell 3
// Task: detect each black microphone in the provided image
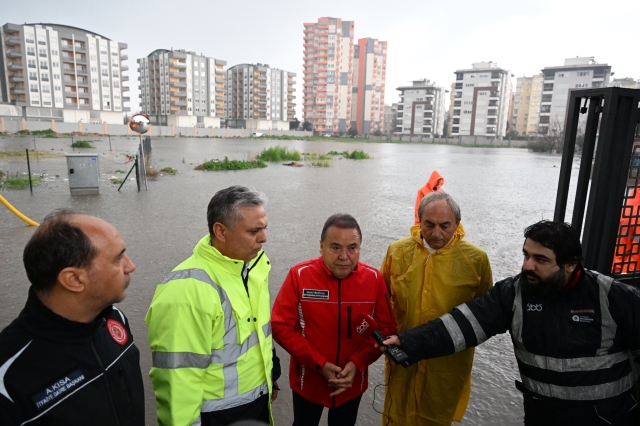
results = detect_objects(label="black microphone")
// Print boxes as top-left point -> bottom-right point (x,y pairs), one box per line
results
354,312 -> 410,367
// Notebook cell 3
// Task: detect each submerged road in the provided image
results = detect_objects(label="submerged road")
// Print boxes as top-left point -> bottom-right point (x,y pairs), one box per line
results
0,137 -> 580,425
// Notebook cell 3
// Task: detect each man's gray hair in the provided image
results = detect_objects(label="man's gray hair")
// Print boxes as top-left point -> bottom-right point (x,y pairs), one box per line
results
207,186 -> 268,236
418,192 -> 461,223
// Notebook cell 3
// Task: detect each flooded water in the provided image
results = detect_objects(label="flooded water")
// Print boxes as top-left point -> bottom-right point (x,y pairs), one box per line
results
0,136 -> 579,425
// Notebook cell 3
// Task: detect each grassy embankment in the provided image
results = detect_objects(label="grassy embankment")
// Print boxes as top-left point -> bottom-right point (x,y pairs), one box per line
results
0,176 -> 42,190
250,134 -> 526,149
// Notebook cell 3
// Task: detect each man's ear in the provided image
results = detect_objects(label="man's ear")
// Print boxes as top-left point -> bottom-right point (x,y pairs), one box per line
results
212,222 -> 227,243
564,262 -> 578,276
319,239 -> 324,255
57,267 -> 88,294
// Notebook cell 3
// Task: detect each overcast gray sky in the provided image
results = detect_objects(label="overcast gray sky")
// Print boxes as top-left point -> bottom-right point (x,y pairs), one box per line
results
4,0 -> 638,119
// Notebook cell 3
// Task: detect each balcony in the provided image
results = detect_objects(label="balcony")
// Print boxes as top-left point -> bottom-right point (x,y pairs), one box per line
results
255,74 -> 267,81
76,80 -> 89,86
169,61 -> 186,69
6,49 -> 22,58
170,71 -> 186,78
170,81 -> 187,88
61,44 -> 74,52
8,75 -> 24,82
4,36 -> 21,45
76,69 -> 88,76
487,109 -> 498,116
171,100 -> 187,106
74,45 -> 86,53
78,92 -> 90,98
62,55 -> 75,63
122,97 -> 130,102
121,75 -> 129,82
7,62 -> 23,70
121,65 -> 129,72
170,90 -> 187,97
10,87 -> 26,94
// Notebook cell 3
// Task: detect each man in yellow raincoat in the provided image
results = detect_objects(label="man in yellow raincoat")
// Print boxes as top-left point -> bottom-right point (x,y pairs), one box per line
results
381,192 -> 493,425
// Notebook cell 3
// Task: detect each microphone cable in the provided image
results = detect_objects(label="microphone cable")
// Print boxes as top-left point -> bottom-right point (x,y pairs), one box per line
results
372,360 -> 393,426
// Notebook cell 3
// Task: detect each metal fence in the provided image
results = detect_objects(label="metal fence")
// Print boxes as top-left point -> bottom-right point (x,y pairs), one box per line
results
0,137 -> 149,194
613,141 -> 640,278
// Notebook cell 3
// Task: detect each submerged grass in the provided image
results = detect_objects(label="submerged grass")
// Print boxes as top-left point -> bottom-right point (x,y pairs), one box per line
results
198,157 -> 267,171
327,150 -> 371,159
0,176 -> 42,190
70,141 -> 95,148
310,160 -> 331,167
256,146 -> 302,162
160,167 -> 177,175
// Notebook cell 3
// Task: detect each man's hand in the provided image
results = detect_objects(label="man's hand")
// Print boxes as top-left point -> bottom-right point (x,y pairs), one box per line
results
375,335 -> 401,352
271,382 -> 279,403
321,362 -> 342,382
328,361 -> 357,397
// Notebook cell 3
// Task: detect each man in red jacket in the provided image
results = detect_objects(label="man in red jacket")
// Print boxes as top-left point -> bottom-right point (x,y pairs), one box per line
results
272,214 -> 397,426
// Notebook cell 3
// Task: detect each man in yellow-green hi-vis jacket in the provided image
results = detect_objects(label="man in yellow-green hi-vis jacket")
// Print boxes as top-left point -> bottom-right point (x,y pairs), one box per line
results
146,186 -> 280,426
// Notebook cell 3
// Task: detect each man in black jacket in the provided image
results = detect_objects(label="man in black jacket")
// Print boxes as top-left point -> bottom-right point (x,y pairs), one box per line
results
382,220 -> 640,425
0,210 -> 144,425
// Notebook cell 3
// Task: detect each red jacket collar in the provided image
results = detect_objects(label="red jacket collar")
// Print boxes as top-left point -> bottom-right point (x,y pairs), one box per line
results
563,268 -> 582,291
316,256 -> 360,280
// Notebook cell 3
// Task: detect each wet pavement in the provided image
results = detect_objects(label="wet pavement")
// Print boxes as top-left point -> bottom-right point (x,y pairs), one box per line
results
0,136 -> 579,425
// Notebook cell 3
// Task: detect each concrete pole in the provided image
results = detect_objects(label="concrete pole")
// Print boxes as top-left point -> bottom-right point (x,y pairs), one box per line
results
0,118 -> 4,133
172,125 -> 175,137
79,121 -> 83,133
51,119 -> 56,133
104,122 -> 108,135
22,118 -> 26,131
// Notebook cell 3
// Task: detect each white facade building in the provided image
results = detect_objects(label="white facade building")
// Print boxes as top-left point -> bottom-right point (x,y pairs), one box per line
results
450,62 -> 511,137
0,23 -> 130,124
395,79 -> 445,136
540,57 -> 611,133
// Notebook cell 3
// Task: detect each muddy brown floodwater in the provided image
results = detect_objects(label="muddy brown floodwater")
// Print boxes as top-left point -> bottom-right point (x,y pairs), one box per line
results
0,136 -> 580,425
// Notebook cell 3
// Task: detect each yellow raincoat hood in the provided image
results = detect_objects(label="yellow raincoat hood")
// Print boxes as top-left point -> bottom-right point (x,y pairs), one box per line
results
381,223 -> 493,425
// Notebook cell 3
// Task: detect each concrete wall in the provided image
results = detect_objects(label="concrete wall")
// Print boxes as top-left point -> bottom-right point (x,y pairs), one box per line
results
375,134 -> 528,147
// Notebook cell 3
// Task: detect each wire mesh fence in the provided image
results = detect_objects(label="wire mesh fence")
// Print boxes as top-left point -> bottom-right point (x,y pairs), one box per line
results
0,136 -> 149,194
613,141 -> 640,278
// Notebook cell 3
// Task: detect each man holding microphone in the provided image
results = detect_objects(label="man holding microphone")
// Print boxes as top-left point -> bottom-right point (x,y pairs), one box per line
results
272,214 -> 397,426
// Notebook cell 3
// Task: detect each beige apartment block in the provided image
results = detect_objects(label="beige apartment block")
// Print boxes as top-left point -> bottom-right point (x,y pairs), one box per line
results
138,49 -> 226,127
226,63 -> 295,131
352,38 -> 387,134
0,22 -> 130,124
513,74 -> 543,136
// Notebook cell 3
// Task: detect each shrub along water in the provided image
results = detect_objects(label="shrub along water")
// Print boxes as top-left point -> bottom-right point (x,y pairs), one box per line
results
198,157 -> 267,171
70,141 -> 95,149
0,176 -> 42,190
256,146 -> 302,162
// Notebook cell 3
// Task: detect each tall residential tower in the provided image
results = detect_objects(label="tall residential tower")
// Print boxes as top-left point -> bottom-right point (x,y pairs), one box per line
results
302,17 -> 354,134
513,74 -> 543,136
353,38 -> 387,134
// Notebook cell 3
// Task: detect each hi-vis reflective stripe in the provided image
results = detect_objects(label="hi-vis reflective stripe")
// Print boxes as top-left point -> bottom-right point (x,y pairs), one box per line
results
511,278 -> 527,351
456,303 -> 487,345
152,352 -> 211,369
596,274 -> 616,356
158,268 -> 262,404
440,313 -> 466,352
263,321 -> 272,338
515,348 -> 630,373
520,372 -> 635,400
201,381 -> 268,412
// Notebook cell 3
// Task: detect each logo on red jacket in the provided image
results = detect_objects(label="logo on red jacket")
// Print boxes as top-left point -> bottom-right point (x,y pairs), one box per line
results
107,319 -> 128,345
356,319 -> 370,335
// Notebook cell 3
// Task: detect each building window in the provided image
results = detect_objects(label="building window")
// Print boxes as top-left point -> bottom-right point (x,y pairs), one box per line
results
51,50 -> 58,56
29,72 -> 37,80
575,83 -> 589,88
577,71 -> 589,77
28,59 -> 36,68
37,35 -> 46,45
102,80 -> 109,87
27,46 -> 36,56
30,84 -> 39,92
26,34 -> 35,43
39,48 -> 47,57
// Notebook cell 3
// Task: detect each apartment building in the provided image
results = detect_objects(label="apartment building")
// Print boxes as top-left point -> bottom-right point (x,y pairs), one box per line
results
539,57 -> 611,133
0,23 -> 129,124
226,63 -> 295,130
395,79 -> 446,136
138,49 -> 226,127
352,38 -> 387,134
450,62 -> 511,137
302,17 -> 355,134
609,77 -> 639,89
513,74 -> 543,136
382,103 -> 395,135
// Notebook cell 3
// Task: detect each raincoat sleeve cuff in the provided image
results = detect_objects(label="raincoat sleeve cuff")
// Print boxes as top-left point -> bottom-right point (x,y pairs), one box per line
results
347,356 -> 366,372
313,354 -> 327,372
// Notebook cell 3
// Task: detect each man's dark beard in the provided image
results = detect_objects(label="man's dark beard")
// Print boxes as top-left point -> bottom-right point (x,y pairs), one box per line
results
520,267 -> 567,297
